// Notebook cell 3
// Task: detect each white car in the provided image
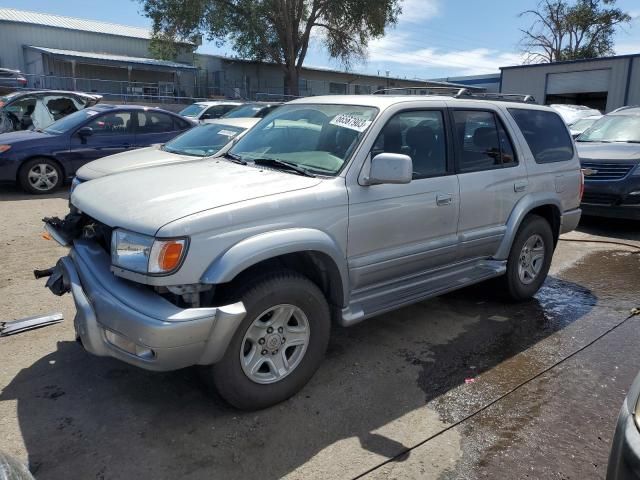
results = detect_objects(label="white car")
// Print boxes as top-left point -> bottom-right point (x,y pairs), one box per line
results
178,101 -> 244,121
73,117 -> 260,185
549,104 -> 601,126
569,114 -> 602,138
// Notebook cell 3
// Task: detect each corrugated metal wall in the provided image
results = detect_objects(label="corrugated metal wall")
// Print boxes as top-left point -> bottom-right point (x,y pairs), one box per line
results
500,57 -> 636,112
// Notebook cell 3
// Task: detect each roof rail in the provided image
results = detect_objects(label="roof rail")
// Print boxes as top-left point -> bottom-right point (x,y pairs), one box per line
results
372,86 -> 469,97
371,87 -> 536,104
456,92 -> 537,103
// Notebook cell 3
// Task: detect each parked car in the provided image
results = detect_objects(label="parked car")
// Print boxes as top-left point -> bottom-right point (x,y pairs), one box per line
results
0,104 -> 194,194
0,68 -> 27,94
72,117 -> 260,184
0,90 -> 102,134
222,102 -> 282,118
570,114 -> 602,138
550,103 -> 602,126
178,101 -> 244,121
41,94 -> 582,409
576,106 -> 640,220
607,370 -> 640,479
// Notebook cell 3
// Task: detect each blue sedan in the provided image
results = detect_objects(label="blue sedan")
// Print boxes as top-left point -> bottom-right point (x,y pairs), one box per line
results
0,104 -> 194,194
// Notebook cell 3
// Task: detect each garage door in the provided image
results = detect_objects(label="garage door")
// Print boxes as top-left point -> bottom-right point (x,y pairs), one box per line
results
547,69 -> 611,94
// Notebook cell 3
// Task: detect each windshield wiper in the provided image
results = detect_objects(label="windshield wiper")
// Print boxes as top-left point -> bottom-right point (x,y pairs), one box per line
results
252,158 -> 316,177
222,152 -> 247,165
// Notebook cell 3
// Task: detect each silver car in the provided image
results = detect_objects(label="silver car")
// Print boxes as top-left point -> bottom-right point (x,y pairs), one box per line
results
42,93 -> 582,409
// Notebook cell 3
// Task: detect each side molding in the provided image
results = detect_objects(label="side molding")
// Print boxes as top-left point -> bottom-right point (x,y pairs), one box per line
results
201,228 -> 349,305
493,193 -> 562,260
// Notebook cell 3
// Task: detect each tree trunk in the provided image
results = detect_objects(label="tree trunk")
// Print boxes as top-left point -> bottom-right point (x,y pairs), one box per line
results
284,67 -> 300,97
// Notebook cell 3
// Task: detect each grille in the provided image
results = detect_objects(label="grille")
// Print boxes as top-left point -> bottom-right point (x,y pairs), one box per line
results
581,161 -> 635,181
581,192 -> 620,205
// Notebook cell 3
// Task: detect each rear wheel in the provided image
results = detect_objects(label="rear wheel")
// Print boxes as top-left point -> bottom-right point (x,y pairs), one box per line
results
19,158 -> 63,194
209,271 -> 330,410
502,214 -> 554,301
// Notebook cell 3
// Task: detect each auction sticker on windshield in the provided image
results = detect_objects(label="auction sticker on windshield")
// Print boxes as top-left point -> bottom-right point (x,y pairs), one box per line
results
330,113 -> 372,132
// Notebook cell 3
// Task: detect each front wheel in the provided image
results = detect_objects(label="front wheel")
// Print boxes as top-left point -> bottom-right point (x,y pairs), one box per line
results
502,214 -> 554,301
209,271 -> 330,410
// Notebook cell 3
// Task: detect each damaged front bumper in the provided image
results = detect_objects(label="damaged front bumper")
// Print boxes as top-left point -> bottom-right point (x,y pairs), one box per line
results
46,239 -> 246,371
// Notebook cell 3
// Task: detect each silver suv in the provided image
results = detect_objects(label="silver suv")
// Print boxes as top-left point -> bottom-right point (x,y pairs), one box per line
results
41,93 -> 582,409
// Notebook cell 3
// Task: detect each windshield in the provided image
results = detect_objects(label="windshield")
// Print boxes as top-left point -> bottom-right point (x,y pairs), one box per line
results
224,104 -> 265,118
577,115 -> 640,143
44,109 -> 97,134
179,103 -> 207,117
162,122 -> 245,157
571,117 -> 598,132
229,104 -> 378,175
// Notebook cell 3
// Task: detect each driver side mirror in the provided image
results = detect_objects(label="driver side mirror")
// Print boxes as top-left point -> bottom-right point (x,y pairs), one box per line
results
77,126 -> 93,138
363,153 -> 413,185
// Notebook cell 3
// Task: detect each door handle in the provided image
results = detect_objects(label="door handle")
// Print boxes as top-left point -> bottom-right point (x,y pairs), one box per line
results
514,181 -> 528,193
123,143 -> 132,148
436,193 -> 453,206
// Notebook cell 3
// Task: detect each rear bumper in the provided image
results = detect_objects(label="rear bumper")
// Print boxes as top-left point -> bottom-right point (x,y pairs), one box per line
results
560,208 -> 582,234
54,240 -> 246,371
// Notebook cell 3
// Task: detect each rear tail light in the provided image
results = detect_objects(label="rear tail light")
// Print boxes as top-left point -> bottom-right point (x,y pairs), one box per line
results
18,77 -> 27,85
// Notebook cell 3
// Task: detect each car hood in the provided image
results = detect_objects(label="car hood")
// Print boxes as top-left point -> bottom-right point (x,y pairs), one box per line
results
76,146 -> 199,180
0,130 -> 52,144
576,142 -> 640,161
71,160 -> 322,235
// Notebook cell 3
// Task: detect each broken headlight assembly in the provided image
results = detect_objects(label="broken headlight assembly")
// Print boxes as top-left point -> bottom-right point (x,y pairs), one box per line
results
111,229 -> 188,275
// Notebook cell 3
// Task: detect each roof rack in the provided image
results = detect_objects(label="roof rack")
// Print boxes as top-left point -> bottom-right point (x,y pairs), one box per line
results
373,86 -> 469,96
458,92 -> 537,103
372,86 -> 536,104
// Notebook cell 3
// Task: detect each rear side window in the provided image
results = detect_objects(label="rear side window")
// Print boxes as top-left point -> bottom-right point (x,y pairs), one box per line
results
508,108 -> 573,163
452,110 -> 517,173
137,111 -> 177,134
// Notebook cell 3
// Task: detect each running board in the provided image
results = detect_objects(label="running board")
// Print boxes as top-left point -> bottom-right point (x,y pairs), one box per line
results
340,260 -> 506,327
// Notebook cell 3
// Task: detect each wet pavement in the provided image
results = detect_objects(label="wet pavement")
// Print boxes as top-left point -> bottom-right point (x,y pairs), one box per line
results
1,187 -> 640,480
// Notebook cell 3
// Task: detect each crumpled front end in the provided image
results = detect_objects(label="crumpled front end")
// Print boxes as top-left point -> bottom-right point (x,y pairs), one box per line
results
41,223 -> 246,372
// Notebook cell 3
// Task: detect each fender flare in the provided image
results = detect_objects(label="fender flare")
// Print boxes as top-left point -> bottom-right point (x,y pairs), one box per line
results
200,228 -> 349,306
493,193 -> 562,260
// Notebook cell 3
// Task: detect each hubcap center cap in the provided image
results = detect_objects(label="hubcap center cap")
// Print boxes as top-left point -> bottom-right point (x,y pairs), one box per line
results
265,334 -> 282,350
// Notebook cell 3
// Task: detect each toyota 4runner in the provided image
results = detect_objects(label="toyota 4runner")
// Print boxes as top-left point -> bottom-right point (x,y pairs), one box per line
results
40,92 -> 582,410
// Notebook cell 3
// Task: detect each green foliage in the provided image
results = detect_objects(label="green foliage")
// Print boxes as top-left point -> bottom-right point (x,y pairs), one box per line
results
519,0 -> 631,63
139,0 -> 401,94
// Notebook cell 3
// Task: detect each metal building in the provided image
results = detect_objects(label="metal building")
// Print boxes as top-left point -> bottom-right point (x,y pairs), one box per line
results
500,54 -> 640,112
0,7 -> 478,102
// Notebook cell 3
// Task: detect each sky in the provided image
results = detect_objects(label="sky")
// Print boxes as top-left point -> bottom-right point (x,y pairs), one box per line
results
2,0 -> 640,80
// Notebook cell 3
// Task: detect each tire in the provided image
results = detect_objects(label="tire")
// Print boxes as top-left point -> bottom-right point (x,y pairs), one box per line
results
209,270 -> 330,410
18,157 -> 63,194
502,214 -> 554,301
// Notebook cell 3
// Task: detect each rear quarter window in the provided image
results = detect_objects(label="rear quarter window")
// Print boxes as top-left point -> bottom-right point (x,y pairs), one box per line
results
508,108 -> 574,163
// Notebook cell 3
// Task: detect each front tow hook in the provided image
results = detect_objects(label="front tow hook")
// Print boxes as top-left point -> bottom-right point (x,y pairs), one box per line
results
34,260 -> 70,296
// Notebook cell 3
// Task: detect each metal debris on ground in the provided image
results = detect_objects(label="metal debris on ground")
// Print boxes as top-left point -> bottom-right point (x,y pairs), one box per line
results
0,313 -> 63,337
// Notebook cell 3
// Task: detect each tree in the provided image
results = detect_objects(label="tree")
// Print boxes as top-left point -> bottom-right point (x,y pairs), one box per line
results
139,0 -> 401,96
519,0 -> 631,63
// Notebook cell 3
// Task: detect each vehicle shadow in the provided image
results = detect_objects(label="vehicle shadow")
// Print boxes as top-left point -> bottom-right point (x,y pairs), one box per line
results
0,269 -> 602,479
0,184 -> 69,202
577,215 -> 640,242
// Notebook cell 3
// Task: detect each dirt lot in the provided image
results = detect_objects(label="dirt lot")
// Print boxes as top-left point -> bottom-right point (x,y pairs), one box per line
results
1,185 -> 640,480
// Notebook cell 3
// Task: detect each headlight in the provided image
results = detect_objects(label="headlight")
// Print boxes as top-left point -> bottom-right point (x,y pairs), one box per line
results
0,144 -> 11,154
631,164 -> 640,176
111,229 -> 187,275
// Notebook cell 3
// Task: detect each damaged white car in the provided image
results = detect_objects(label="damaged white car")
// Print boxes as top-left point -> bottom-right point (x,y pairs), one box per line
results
0,90 -> 101,133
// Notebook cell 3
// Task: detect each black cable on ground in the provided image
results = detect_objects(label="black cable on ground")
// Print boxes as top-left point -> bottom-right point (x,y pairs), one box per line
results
559,237 -> 640,252
353,308 -> 640,479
